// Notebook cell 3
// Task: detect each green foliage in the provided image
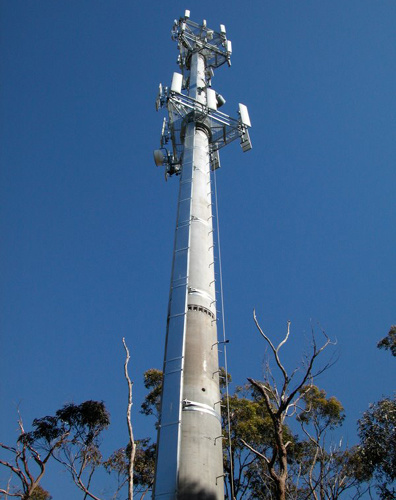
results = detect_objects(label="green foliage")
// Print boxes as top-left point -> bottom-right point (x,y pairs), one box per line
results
357,396 -> 396,499
222,383 -> 300,499
56,400 -> 110,433
294,386 -> 366,498
1,402 -> 109,500
103,447 -> 127,475
226,387 -> 274,447
133,438 -> 156,490
25,400 -> 110,448
20,416 -> 61,445
222,385 -> 271,498
29,485 -> 52,500
140,368 -> 163,422
353,327 -> 396,498
21,401 -> 109,499
377,325 -> 396,357
104,438 -> 156,493
102,368 -> 163,495
298,385 -> 345,430
2,485 -> 53,500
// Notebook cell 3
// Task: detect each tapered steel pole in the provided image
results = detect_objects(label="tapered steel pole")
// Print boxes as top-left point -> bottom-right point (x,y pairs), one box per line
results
153,50 -> 223,499
178,51 -> 223,498
153,12 -> 252,499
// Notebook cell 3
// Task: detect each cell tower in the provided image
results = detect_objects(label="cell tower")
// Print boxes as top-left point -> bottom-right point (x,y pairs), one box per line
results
153,11 -> 252,499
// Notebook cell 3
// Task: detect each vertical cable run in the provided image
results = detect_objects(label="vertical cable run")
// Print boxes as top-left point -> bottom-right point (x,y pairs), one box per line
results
213,166 -> 235,500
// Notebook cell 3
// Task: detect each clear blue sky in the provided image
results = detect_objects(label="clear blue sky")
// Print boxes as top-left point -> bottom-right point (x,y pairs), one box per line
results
1,1 -> 395,498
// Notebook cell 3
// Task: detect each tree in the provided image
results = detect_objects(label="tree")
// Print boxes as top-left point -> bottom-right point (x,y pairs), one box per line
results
356,396 -> 396,499
104,439 -> 155,498
0,402 -> 109,500
354,330 -> 396,499
103,367 -> 162,499
223,384 -> 274,499
122,338 -> 136,500
221,381 -> 367,500
222,381 -> 301,499
0,484 -> 53,500
140,369 -> 163,425
0,412 -> 64,500
1,339 -> 140,500
29,485 -> 52,500
1,399 -> 141,500
297,385 -> 345,499
47,338 -> 138,500
27,400 -> 109,500
296,386 -> 366,499
243,312 -> 336,500
377,325 -> 396,357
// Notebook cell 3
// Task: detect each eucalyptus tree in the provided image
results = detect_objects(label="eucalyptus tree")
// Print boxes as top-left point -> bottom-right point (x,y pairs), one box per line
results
243,312 -> 336,500
0,401 -> 109,500
354,329 -> 396,499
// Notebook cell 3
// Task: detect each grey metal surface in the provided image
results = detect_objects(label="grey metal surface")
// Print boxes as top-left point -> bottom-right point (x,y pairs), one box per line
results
154,53 -> 224,498
153,12 -> 252,499
154,122 -> 194,498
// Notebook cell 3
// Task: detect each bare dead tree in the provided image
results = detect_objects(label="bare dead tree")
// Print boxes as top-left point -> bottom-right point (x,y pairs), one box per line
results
123,337 -> 136,500
241,310 -> 336,500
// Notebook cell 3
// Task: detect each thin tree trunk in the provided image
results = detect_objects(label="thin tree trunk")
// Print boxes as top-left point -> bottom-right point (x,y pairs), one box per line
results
123,338 -> 136,500
274,420 -> 287,500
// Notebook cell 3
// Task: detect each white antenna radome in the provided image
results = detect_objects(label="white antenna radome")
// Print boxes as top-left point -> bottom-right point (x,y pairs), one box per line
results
207,88 -> 217,110
171,72 -> 183,93
238,103 -> 251,127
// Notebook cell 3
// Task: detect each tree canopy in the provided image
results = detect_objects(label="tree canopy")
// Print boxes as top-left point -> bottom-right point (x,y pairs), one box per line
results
377,325 -> 396,357
356,397 -> 396,499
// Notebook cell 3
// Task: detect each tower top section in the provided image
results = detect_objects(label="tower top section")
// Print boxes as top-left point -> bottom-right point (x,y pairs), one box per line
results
172,10 -> 232,76
153,11 -> 252,179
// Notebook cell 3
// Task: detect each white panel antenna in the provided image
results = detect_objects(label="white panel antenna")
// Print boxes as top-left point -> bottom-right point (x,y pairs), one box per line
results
171,72 -> 183,93
206,88 -> 217,110
238,103 -> 251,127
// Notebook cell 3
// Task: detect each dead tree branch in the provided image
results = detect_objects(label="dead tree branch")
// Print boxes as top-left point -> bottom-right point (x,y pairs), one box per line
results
123,337 -> 136,500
